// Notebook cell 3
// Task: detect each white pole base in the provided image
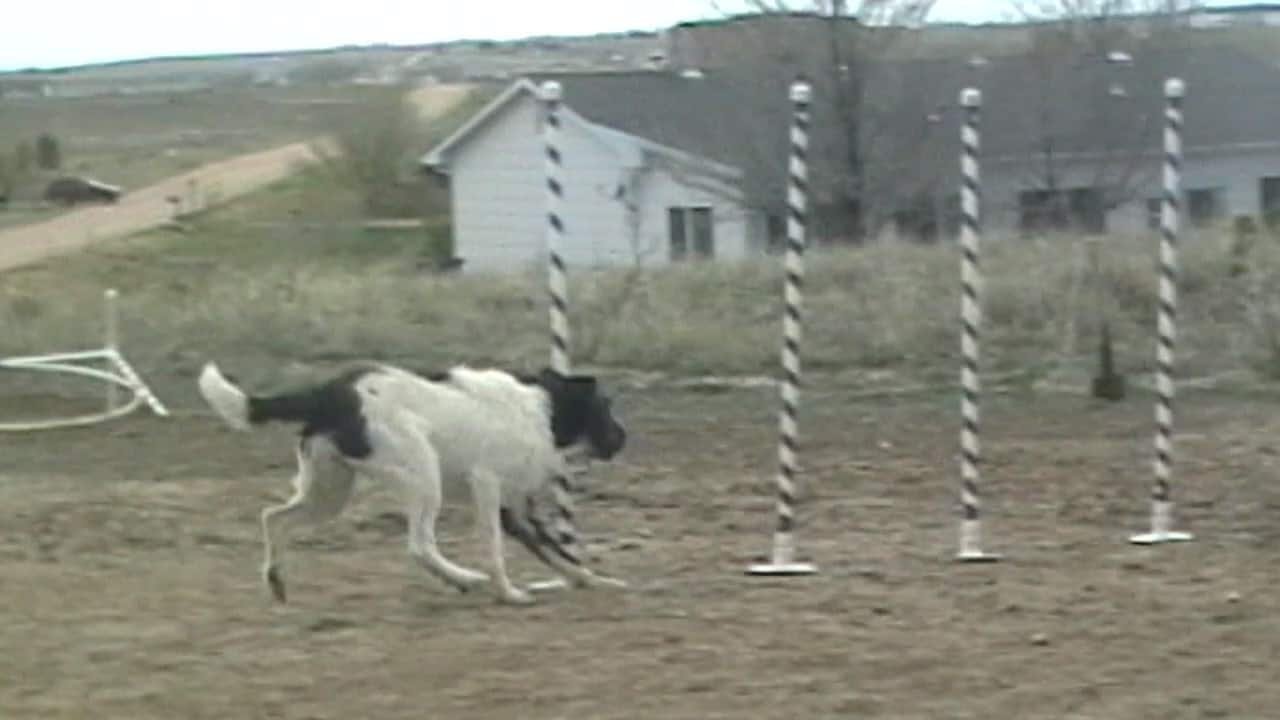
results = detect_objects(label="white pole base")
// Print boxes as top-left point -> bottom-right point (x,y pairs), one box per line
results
1129,500 -> 1193,545
1129,530 -> 1194,545
746,561 -> 819,576
956,519 -> 1002,562
746,531 -> 818,576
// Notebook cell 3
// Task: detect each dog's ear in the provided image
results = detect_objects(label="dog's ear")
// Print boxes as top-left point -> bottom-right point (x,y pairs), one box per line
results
564,375 -> 599,395
537,367 -> 566,387
538,368 -> 597,396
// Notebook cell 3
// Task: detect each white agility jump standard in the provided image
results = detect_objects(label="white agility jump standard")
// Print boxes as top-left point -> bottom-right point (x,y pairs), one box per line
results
748,78 -> 818,577
0,289 -> 168,432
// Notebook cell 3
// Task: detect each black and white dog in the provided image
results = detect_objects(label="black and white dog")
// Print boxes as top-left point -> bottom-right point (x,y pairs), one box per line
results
198,361 -> 626,605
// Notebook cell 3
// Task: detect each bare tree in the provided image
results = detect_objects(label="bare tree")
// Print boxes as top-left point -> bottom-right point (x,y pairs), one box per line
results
699,0 -> 937,241
1009,0 -> 1197,233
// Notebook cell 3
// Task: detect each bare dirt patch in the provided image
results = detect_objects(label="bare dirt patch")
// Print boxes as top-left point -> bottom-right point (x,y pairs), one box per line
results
2,384 -> 1278,719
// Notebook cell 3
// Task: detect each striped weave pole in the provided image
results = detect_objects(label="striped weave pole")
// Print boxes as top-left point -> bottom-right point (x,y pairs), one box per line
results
956,88 -> 999,562
540,80 -> 581,565
1131,78 -> 1194,545
748,79 -> 817,576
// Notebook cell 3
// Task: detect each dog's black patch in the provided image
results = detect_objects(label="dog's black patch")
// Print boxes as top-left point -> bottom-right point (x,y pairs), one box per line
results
423,369 -> 452,383
500,505 -> 561,568
522,369 -> 626,460
497,493 -> 582,570
247,366 -> 376,459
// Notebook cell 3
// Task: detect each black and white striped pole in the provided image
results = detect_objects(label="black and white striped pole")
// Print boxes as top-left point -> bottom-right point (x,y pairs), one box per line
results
536,80 -> 582,586
543,80 -> 572,378
748,78 -> 818,576
1130,78 -> 1194,546
957,88 -> 1000,562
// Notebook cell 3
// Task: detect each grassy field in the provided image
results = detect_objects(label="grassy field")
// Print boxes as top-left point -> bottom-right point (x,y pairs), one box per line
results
0,83 -> 449,229
2,162 -> 1279,414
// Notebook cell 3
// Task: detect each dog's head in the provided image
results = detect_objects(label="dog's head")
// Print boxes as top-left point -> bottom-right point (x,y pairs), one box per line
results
536,368 -> 627,461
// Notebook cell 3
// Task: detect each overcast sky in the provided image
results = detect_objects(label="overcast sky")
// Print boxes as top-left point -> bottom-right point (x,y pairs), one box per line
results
0,0 -> 1228,71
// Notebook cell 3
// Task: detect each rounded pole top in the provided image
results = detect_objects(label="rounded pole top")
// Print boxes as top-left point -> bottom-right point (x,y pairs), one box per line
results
1164,77 -> 1185,99
540,80 -> 563,102
790,80 -> 812,104
960,88 -> 982,108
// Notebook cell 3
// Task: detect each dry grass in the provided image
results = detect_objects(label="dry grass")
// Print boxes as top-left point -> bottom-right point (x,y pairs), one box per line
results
1,172 -> 1278,411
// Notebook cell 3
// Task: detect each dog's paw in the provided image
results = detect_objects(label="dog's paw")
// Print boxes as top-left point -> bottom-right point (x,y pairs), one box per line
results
590,575 -> 629,590
264,566 -> 287,604
497,587 -> 537,606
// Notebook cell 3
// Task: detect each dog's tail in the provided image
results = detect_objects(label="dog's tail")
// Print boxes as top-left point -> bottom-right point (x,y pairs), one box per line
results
198,362 -> 331,431
198,363 -> 254,430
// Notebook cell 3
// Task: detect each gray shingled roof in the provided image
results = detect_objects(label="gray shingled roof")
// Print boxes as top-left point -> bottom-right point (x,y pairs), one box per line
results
527,70 -> 793,212
522,43 -> 1280,213
880,44 -> 1280,161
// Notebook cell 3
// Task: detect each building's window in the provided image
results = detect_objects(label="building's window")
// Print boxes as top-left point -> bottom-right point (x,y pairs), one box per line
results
1018,189 -> 1068,234
1261,176 -> 1280,228
1068,187 -> 1106,234
668,208 -> 687,260
1187,187 -> 1223,228
766,213 -> 785,253
1147,197 -> 1162,230
1018,187 -> 1105,235
668,206 -> 714,260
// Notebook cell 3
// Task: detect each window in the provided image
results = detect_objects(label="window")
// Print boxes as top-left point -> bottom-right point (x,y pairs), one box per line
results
1068,187 -> 1106,234
668,208 -> 687,260
1018,189 -> 1068,235
668,206 -> 714,261
1187,187 -> 1223,228
891,191 -> 942,243
1262,177 -> 1280,229
1018,187 -> 1105,235
1146,197 -> 1162,230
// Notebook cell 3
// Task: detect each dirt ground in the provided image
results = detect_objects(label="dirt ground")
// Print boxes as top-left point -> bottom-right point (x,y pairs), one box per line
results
1,381 -> 1278,719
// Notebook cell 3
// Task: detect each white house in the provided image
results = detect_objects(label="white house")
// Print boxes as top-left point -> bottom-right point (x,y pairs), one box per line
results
420,73 -> 781,274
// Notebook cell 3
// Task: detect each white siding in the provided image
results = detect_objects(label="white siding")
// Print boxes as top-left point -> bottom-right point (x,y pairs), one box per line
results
443,89 -> 769,273
978,144 -> 1280,237
632,162 -> 764,266
447,93 -> 630,274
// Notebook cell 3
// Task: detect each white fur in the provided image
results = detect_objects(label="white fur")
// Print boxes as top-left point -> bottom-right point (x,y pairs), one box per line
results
199,361 -> 618,606
198,364 -> 251,430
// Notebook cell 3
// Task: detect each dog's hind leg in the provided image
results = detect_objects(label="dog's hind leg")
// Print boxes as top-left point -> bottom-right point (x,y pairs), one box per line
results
354,416 -> 489,594
512,494 -> 628,592
470,470 -> 536,605
260,438 -> 355,603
